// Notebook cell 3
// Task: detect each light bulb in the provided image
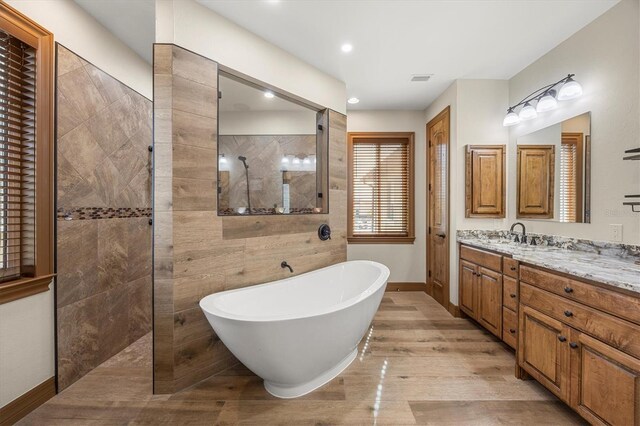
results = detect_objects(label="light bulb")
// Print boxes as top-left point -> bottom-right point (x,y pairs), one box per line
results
503,108 -> 520,126
219,154 -> 227,164
519,102 -> 537,121
347,97 -> 360,104
303,157 -> 311,164
341,43 -> 353,53
292,157 -> 300,164
281,156 -> 289,164
536,90 -> 558,112
558,77 -> 583,100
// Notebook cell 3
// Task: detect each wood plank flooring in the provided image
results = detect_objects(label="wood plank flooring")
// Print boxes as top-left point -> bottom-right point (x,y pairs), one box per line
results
19,292 -> 585,425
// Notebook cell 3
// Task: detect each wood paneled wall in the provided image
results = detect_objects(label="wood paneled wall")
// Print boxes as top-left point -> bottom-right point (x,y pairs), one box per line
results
152,44 -> 347,394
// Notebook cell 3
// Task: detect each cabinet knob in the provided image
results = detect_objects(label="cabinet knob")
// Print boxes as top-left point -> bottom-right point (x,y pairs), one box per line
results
509,328 -> 516,334
564,310 -> 573,317
564,287 -> 574,293
569,342 -> 579,349
558,336 -> 567,342
510,266 -> 517,271
510,293 -> 516,298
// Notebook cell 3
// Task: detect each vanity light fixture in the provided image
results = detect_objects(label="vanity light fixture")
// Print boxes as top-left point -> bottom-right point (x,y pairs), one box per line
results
341,43 -> 353,53
503,74 -> 583,127
347,97 -> 360,104
281,156 -> 289,164
219,154 -> 227,164
302,157 -> 311,165
292,157 -> 301,165
536,89 -> 558,112
264,91 -> 275,99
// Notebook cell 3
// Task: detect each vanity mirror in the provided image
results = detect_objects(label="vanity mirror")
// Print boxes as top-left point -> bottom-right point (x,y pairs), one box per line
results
516,112 -> 591,223
217,71 -> 329,215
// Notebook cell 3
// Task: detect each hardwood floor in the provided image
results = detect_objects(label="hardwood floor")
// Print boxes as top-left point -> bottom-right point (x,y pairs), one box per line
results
19,292 -> 584,425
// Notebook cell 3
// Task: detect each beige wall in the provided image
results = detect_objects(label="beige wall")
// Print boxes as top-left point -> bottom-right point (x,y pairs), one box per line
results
508,0 -> 639,244
0,287 -> 54,407
7,0 -> 152,98
346,110 -> 427,283
156,0 -> 346,114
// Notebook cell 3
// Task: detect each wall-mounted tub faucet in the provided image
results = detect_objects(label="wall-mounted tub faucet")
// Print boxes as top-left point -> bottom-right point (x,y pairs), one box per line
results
281,261 -> 293,273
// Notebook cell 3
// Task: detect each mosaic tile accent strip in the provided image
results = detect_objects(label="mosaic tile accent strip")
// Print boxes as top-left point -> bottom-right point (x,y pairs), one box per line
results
57,207 -> 152,221
218,207 -> 320,216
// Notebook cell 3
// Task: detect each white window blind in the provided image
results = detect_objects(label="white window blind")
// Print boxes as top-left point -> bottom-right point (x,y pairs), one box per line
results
0,31 -> 36,281
351,139 -> 410,237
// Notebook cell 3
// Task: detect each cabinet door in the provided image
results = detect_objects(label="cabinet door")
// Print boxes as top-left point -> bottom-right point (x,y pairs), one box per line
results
570,330 -> 640,426
518,305 -> 570,402
477,267 -> 502,337
465,145 -> 505,218
517,145 -> 555,219
459,260 -> 477,318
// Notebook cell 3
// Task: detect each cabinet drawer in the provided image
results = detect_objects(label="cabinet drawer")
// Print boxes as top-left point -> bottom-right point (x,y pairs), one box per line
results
520,283 -> 640,359
503,257 -> 518,278
520,265 -> 640,326
503,275 -> 518,311
460,245 -> 502,272
502,307 -> 517,349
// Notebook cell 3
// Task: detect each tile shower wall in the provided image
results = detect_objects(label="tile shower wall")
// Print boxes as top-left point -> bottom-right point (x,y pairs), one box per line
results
153,44 -> 347,394
55,45 -> 152,390
219,134 -> 316,209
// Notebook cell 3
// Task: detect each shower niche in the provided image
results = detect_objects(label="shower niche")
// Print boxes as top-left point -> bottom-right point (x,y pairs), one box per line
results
218,71 -> 329,215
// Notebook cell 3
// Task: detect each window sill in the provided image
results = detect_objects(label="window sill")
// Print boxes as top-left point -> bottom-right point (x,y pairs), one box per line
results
348,236 -> 415,244
0,274 -> 55,305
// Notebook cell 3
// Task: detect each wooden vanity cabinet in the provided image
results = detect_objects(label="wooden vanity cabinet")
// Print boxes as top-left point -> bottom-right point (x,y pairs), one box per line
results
519,265 -> 640,425
465,145 -> 505,218
459,245 -> 514,340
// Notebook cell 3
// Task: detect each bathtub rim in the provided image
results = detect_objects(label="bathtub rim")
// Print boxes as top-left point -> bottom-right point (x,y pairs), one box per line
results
199,260 -> 389,323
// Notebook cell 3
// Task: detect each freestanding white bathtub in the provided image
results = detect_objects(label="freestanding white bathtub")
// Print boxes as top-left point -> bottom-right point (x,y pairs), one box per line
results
199,260 -> 389,398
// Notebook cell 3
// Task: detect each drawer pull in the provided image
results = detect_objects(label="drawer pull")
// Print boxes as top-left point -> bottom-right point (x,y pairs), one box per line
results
558,336 -> 567,342
510,266 -> 517,271
510,293 -> 516,298
569,342 -> 579,349
564,287 -> 574,293
509,328 -> 516,334
564,310 -> 573,317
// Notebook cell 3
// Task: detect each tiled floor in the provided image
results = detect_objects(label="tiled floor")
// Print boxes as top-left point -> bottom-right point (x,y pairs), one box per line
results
20,292 -> 584,425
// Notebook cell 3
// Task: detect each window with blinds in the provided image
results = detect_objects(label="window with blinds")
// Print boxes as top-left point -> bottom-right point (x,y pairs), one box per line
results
559,133 -> 584,223
0,31 -> 36,282
348,134 -> 414,243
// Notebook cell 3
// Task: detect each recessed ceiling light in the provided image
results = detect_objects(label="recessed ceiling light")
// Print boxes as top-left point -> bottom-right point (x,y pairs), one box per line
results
341,43 -> 353,53
264,91 -> 275,99
347,97 -> 360,104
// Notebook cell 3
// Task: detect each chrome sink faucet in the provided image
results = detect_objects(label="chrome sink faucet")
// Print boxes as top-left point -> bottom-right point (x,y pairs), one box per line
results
510,222 -> 527,244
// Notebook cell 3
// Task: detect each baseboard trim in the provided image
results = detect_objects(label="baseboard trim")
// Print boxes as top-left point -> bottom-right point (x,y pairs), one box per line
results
448,303 -> 462,318
0,377 -> 55,426
386,282 -> 427,292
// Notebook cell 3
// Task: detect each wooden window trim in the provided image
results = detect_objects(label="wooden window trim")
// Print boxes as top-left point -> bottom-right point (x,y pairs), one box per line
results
0,3 -> 54,305
347,132 -> 415,244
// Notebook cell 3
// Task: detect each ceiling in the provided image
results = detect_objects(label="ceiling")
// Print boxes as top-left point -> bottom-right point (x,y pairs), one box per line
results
220,74 -> 316,113
75,0 -> 618,111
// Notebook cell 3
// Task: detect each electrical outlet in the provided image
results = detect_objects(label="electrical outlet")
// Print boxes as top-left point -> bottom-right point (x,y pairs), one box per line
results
610,224 -> 623,242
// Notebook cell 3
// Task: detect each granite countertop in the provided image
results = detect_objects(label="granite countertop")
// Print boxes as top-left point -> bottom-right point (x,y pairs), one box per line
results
457,232 -> 640,295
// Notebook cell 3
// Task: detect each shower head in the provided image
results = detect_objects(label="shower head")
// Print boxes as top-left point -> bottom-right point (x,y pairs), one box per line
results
238,155 -> 248,169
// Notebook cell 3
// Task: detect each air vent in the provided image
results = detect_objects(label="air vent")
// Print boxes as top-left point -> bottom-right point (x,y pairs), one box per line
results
411,74 -> 432,82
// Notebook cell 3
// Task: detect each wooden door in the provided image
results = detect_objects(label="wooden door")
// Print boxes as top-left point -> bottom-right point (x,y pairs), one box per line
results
570,330 -> 640,426
427,107 -> 450,311
518,305 -> 571,402
517,145 -> 555,218
465,145 -> 505,217
476,267 -> 502,337
459,259 -> 477,318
